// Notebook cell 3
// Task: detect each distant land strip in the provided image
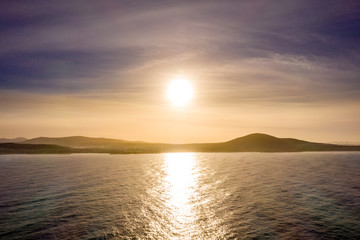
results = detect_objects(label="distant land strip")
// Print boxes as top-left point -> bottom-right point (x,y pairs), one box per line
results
1,133 -> 360,154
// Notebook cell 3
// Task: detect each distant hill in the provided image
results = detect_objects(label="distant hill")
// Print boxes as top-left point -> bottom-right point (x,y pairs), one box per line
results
172,133 -> 360,152
21,136 -> 167,153
215,133 -> 356,152
5,133 -> 358,154
0,137 -> 27,143
0,143 -> 73,154
22,136 -> 129,148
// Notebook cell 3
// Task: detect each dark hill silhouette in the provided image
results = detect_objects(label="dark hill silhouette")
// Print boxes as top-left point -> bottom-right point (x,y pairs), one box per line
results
22,136 -> 166,153
218,133 -> 334,152
22,136 -> 130,148
9,133 -> 360,154
0,137 -> 27,143
172,133 -> 360,152
0,143 -> 73,154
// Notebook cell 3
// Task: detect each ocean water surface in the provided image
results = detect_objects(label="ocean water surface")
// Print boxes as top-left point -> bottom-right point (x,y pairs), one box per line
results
0,152 -> 359,239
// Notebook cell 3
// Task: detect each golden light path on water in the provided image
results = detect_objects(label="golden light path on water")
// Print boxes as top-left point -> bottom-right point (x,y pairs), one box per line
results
164,153 -> 199,232
144,152 -> 232,239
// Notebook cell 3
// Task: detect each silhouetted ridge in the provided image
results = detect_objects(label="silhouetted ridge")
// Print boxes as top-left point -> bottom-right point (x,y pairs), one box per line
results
222,133 -> 331,152
22,136 -> 128,148
0,143 -> 72,154
227,133 -> 279,143
2,133 -> 358,154
0,137 -> 27,143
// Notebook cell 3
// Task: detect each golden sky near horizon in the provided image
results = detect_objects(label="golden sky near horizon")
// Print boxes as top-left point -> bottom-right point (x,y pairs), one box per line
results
1,1 -> 360,143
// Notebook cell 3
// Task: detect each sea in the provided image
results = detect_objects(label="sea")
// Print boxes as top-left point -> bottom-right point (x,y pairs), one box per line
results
0,152 -> 359,239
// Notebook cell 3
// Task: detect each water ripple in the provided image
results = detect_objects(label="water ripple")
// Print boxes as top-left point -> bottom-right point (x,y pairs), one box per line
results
0,152 -> 360,239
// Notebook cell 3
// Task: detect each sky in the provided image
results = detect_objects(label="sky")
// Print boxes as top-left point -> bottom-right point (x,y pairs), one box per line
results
1,0 -> 360,143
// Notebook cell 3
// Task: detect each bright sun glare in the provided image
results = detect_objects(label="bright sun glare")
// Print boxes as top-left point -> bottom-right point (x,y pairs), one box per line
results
167,77 -> 194,106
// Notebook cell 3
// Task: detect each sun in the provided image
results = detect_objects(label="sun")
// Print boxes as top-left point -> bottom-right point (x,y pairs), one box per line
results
167,77 -> 194,106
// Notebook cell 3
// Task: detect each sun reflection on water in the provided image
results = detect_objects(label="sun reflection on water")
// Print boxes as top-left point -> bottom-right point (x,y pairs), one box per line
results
145,153 -> 230,239
163,152 -> 199,237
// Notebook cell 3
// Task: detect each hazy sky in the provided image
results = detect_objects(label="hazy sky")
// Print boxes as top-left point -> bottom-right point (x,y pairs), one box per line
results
1,0 -> 360,143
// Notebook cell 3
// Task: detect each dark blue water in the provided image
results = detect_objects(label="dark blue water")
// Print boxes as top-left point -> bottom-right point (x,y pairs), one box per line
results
0,152 -> 359,239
